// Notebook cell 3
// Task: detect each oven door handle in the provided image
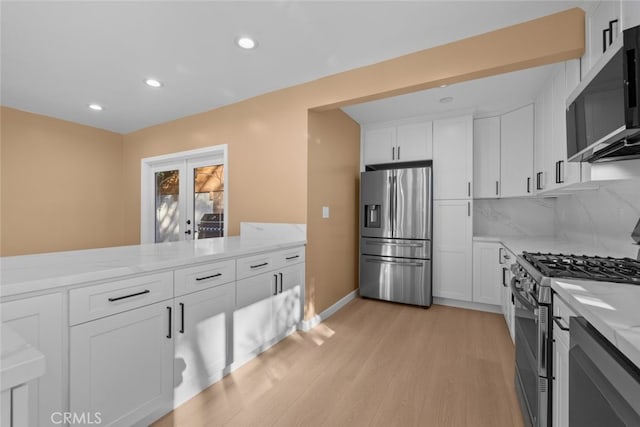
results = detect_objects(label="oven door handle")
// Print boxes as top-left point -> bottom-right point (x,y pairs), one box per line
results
510,277 -> 538,312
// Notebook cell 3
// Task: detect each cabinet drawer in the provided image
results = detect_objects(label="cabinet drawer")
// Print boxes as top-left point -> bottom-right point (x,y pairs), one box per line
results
174,259 -> 235,297
69,272 -> 173,325
274,246 -> 306,269
237,252 -> 277,280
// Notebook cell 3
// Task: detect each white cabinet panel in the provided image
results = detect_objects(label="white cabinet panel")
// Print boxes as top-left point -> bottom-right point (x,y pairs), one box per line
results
396,121 -> 433,162
500,104 -> 534,197
621,1 -> 640,30
472,242 -> 501,305
363,127 -> 396,165
234,274 -> 276,361
273,264 -> 304,338
2,294 -> 64,427
552,295 -> 575,427
586,0 -> 621,77
433,200 -> 472,301
433,116 -> 473,200
70,301 -> 173,427
473,116 -> 501,198
174,283 -> 234,406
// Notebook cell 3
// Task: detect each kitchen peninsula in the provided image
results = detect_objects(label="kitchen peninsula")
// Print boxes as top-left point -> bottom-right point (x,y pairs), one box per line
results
0,224 -> 305,426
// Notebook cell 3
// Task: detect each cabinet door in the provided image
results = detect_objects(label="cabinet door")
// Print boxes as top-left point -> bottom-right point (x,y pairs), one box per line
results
2,294 -> 64,427
472,242 -> 502,305
586,0 -> 621,75
70,301 -> 173,427
432,200 -> 472,301
473,116 -> 501,198
233,273 -> 276,362
174,283 -> 234,406
500,104 -> 534,197
622,1 -> 640,30
363,127 -> 396,165
433,116 -> 473,200
273,264 -> 304,339
396,121 -> 433,161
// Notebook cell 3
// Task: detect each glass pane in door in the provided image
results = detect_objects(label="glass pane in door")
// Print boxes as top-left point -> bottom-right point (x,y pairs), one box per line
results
193,165 -> 224,239
155,169 -> 180,242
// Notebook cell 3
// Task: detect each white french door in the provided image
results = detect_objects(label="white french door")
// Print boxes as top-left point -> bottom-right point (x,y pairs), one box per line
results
141,146 -> 228,244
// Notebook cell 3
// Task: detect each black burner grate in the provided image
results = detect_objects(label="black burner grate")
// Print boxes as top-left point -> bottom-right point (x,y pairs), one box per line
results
522,252 -> 640,284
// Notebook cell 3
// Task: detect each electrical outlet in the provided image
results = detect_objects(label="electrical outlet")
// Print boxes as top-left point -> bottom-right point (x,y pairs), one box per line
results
322,206 -> 330,218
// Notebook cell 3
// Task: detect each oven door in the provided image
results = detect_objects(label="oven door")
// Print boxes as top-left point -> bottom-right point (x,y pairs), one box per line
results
569,317 -> 640,426
512,278 -> 550,427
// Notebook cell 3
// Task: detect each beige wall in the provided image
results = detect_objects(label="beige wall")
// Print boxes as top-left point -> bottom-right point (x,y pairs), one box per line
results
306,109 -> 360,318
0,107 -> 125,256
1,9 -> 584,313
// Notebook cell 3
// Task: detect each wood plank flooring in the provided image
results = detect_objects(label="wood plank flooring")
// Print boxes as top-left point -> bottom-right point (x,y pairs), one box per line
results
152,298 -> 525,427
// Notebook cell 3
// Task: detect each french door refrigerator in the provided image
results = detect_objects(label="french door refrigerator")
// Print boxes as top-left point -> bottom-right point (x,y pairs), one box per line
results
359,164 -> 433,307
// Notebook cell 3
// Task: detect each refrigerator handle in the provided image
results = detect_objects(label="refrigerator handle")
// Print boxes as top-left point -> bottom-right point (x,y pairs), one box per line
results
393,174 -> 398,237
388,175 -> 394,235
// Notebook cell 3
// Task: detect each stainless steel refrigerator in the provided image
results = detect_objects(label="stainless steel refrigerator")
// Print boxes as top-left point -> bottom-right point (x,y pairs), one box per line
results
359,164 -> 432,307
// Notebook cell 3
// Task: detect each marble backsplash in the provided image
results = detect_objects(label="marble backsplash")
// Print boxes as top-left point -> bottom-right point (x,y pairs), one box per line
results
554,180 -> 640,253
474,197 -> 556,238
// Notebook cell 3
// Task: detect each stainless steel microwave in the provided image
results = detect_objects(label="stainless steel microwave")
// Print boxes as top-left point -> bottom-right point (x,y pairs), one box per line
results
566,24 -> 640,163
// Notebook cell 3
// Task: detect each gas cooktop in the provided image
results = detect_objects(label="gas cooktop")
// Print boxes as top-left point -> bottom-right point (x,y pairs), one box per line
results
522,252 -> 640,285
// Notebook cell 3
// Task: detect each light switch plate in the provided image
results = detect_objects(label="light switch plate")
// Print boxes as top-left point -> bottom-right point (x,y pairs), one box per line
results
322,206 -> 330,218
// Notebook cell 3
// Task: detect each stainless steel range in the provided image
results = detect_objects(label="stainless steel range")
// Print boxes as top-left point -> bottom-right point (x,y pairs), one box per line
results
511,252 -> 640,427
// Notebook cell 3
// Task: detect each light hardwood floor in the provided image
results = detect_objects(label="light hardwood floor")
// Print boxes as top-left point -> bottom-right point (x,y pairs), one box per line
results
152,298 -> 525,427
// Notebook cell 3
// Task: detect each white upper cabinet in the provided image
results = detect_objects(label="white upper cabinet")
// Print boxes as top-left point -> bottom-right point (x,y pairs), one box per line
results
362,121 -> 433,166
433,115 -> 473,200
500,104 -> 534,198
363,127 -> 396,165
583,0 -> 621,79
621,1 -> 640,30
473,116 -> 501,198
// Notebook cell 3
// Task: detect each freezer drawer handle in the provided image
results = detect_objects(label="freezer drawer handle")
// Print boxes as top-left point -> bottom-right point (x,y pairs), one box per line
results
366,241 -> 423,248
251,262 -> 269,269
108,289 -> 150,302
365,259 -> 423,267
196,273 -> 222,281
285,255 -> 300,260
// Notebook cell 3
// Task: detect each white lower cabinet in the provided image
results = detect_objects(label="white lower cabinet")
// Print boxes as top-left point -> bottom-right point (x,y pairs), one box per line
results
1,293 -> 64,427
70,301 -> 174,427
173,282 -> 234,406
471,242 -> 502,305
433,200 -> 473,301
552,294 -> 575,427
234,262 -> 304,363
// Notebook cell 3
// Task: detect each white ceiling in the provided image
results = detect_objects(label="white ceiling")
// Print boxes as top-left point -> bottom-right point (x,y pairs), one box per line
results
1,1 -> 583,134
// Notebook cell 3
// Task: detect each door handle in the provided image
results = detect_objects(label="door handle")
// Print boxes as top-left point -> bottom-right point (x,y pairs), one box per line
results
185,229 -> 192,235
397,146 -> 401,160
392,147 -> 395,160
179,302 -> 185,334
468,182 -> 471,197
558,160 -> 565,184
502,268 -> 508,287
467,201 -> 470,217
498,247 -> 504,264
495,181 -> 499,196
603,27 -> 610,53
553,316 -> 570,332
365,259 -> 423,267
536,172 -> 543,190
166,306 -> 172,339
279,272 -> 283,293
273,274 -> 278,296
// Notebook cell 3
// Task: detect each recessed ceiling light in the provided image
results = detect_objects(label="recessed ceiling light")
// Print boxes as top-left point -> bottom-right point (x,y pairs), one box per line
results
144,78 -> 163,88
440,84 -> 448,88
439,97 -> 454,104
88,103 -> 103,111
236,36 -> 257,50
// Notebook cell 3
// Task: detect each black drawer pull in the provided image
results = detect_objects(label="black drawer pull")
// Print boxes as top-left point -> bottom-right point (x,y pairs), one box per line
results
273,274 -> 278,296
251,262 -> 268,269
285,255 -> 300,260
108,289 -> 150,302
167,306 -> 172,339
553,316 -> 570,332
196,273 -> 222,281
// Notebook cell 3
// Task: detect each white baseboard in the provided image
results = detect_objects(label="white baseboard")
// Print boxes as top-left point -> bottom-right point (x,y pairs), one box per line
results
299,289 -> 358,331
433,297 -> 502,314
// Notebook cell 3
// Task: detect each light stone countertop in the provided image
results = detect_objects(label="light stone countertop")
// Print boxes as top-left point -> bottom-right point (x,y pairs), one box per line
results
473,234 -> 640,368
0,236 -> 306,298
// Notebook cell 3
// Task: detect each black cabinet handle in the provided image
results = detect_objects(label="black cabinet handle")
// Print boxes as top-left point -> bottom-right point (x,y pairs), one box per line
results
558,160 -> 565,184
108,289 -> 150,302
603,27 -> 610,53
495,181 -> 499,196
468,182 -> 471,197
196,273 -> 222,281
285,255 -> 300,260
392,147 -> 395,160
179,302 -> 185,334
397,146 -> 401,160
553,316 -> 570,332
167,306 -> 172,339
279,272 -> 283,293
251,262 -> 268,269
608,19 -> 618,46
498,247 -> 504,264
527,177 -> 531,193
502,268 -> 508,287
536,172 -> 543,190
273,274 -> 278,295
467,202 -> 470,217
